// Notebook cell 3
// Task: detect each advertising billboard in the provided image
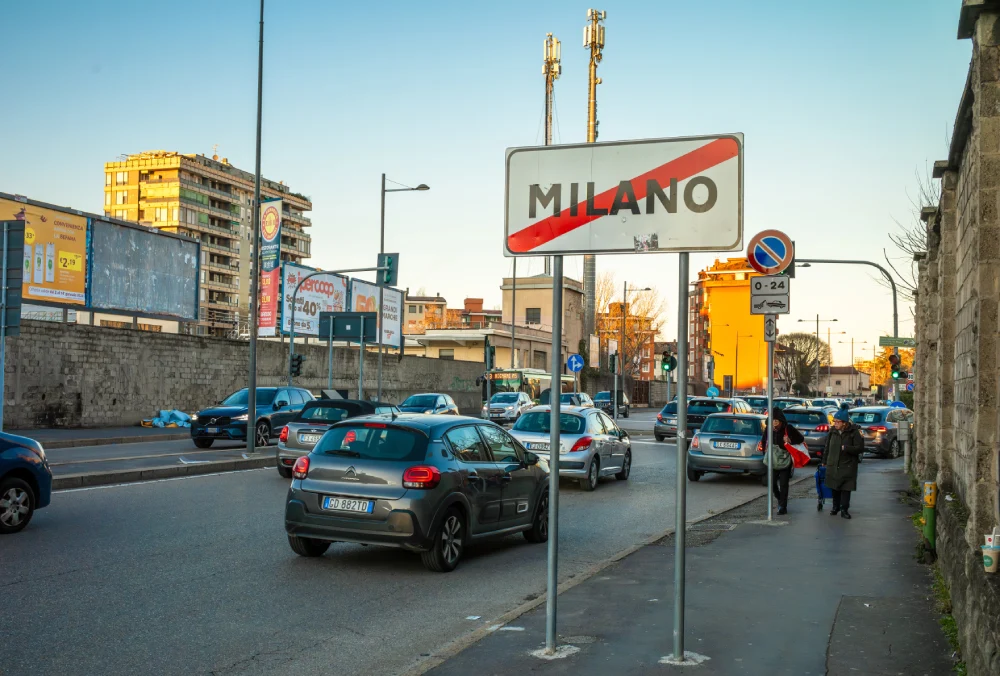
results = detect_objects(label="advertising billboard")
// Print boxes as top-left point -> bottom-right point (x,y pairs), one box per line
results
281,263 -> 348,336
1,196 -> 87,305
350,279 -> 402,348
258,199 -> 282,337
89,219 -> 199,320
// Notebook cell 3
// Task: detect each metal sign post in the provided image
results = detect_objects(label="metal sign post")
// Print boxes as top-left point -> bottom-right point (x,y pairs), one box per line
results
545,255 -> 563,655
327,319 -> 334,390
0,220 -> 24,432
673,252 -> 690,661
765,317 -> 776,521
358,316 -> 365,399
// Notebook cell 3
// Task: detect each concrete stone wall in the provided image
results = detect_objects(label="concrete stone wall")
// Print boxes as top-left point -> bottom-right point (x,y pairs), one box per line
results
1,320 -> 484,429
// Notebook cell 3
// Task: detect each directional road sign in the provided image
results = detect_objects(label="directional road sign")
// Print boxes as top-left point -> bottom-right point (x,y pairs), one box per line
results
763,315 -> 777,343
706,386 -> 720,397
879,336 -> 915,348
747,229 -> 794,275
751,275 -> 790,315
505,134 -> 744,256
567,354 -> 584,373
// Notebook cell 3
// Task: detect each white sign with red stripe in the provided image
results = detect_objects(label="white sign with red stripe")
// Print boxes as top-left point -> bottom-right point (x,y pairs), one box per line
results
504,134 -> 743,256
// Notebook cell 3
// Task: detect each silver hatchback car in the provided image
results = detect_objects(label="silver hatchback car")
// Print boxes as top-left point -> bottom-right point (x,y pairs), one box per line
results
687,413 -> 770,484
508,406 -> 631,491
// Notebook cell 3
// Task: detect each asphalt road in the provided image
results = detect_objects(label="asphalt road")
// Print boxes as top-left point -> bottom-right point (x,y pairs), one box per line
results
45,438 -> 253,476
6,408 -> 775,675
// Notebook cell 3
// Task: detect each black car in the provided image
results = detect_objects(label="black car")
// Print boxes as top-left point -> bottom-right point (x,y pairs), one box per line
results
191,387 -> 314,448
1,432 -> 53,534
654,397 -> 754,441
399,393 -> 460,415
594,391 -> 630,418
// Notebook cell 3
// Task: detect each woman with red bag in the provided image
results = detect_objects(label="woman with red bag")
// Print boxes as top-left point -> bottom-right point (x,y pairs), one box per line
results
769,407 -> 805,515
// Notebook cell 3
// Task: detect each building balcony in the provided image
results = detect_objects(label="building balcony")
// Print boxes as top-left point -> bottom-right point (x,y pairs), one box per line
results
205,258 -> 239,273
179,177 -> 238,204
204,278 -> 238,292
203,297 -> 238,310
282,210 -> 312,227
201,239 -> 239,256
281,240 -> 310,257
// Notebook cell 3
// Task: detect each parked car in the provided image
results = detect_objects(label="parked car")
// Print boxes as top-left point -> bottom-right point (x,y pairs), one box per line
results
399,393 -> 460,415
191,387 -> 314,448
284,415 -> 550,572
743,396 -> 769,414
508,406 -> 631,491
849,406 -> 914,458
811,398 -> 844,409
482,391 -> 534,424
687,413 -> 775,484
773,396 -> 813,410
276,399 -> 400,477
594,391 -> 630,418
654,397 -> 754,441
1,431 -> 52,534
559,392 -> 595,408
780,407 -> 831,461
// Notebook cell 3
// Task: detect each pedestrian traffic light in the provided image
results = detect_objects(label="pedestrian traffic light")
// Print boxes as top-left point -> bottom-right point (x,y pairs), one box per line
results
610,351 -> 618,374
661,351 -> 677,372
377,252 -> 399,287
290,354 -> 305,377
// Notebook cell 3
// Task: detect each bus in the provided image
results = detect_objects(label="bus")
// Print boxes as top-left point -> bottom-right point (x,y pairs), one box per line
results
481,368 -> 576,405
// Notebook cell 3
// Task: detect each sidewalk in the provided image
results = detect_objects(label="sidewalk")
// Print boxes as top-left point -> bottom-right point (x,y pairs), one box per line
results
6,426 -> 190,449
426,462 -> 954,675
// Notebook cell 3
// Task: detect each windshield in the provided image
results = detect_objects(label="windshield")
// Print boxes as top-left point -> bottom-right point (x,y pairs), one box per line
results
559,393 -> 578,403
594,392 -> 610,401
850,410 -> 884,424
689,400 -> 732,414
744,397 -> 767,407
299,405 -> 352,422
314,424 -> 427,461
701,417 -> 763,435
491,393 -> 519,404
773,399 -> 804,410
782,411 -> 826,426
221,389 -> 277,407
401,395 -> 438,408
513,412 -> 586,435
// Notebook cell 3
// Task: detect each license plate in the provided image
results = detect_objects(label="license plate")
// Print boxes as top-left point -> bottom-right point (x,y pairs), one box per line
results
714,441 -> 740,450
529,443 -> 550,451
300,433 -> 322,444
322,497 -> 374,513
206,427 -> 219,434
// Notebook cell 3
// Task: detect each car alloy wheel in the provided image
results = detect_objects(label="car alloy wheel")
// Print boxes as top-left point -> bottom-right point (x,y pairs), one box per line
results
581,458 -> 600,491
255,422 -> 270,447
890,439 -> 900,459
0,486 -> 31,529
616,451 -> 632,480
440,514 -> 463,567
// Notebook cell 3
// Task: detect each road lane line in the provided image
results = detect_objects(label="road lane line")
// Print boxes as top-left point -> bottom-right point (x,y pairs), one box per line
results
48,447 -> 247,467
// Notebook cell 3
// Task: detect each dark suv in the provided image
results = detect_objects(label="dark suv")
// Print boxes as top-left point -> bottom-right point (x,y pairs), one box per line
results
654,397 -> 753,441
594,391 -> 630,418
849,406 -> 914,458
191,387 -> 314,448
284,416 -> 550,572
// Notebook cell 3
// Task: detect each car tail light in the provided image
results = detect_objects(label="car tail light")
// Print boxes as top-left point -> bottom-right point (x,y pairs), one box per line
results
292,456 -> 309,480
345,430 -> 357,443
757,440 -> 764,452
365,422 -> 387,429
403,465 -> 441,489
570,436 -> 593,452
657,413 -> 663,422
691,435 -> 700,449
868,425 -> 888,433
816,424 -> 829,432
279,426 -> 289,443
724,404 -> 732,412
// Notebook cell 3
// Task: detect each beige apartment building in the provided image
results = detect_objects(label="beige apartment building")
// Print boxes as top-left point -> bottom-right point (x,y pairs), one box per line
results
103,150 -> 312,336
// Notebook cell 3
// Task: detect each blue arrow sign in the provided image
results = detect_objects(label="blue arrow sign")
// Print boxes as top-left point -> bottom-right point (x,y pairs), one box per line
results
706,386 -> 720,397
567,354 -> 584,373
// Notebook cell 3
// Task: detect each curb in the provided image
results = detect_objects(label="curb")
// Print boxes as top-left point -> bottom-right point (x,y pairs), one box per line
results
400,471 -> 813,676
40,433 -> 191,450
52,455 -> 276,489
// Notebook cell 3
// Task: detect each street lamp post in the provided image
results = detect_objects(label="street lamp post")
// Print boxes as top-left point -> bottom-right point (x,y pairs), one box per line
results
797,315 -> 837,396
620,282 -> 651,421
826,328 -> 846,394
379,175 -> 428,402
838,339 -> 868,395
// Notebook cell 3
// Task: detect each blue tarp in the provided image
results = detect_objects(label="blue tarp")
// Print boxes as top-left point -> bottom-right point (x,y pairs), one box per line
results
150,410 -> 191,428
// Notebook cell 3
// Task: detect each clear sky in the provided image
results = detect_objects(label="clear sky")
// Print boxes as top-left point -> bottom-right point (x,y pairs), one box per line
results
1,0 -> 970,366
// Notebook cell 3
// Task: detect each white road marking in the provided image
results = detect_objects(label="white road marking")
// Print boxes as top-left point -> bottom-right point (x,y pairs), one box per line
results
530,645 -> 581,660
499,626 -> 525,632
659,651 -> 712,666
178,457 -> 211,465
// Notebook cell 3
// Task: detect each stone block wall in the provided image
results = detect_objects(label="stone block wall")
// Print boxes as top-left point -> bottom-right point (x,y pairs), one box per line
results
1,320 -> 485,428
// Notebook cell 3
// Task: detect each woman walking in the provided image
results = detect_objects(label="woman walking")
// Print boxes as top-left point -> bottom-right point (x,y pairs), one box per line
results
823,407 -> 865,519
769,408 -> 804,515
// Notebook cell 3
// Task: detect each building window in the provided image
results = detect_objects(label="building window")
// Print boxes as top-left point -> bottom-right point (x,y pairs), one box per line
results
526,308 -> 541,324
105,193 -> 111,206
154,207 -> 168,222
116,171 -> 128,185
439,349 -> 455,360
642,362 -> 650,373
835,380 -> 842,386
409,305 -> 417,313
114,210 -> 127,220
115,191 -> 128,205
172,207 -> 179,221
532,350 -> 547,369
105,173 -> 112,186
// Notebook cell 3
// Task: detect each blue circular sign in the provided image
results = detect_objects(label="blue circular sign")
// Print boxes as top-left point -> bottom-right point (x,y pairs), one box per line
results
890,400 -> 907,408
567,354 -> 584,373
706,386 -> 720,397
906,383 -> 914,392
747,229 -> 794,275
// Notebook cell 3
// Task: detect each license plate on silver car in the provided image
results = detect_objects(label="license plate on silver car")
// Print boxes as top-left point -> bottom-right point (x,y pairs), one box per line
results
300,433 -> 322,444
322,497 -> 374,513
529,442 -> 550,451
206,427 -> 219,434
714,441 -> 740,450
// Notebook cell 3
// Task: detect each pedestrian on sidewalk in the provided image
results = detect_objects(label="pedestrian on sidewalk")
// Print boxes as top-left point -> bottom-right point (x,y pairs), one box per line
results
822,406 -> 864,519
769,407 -> 803,515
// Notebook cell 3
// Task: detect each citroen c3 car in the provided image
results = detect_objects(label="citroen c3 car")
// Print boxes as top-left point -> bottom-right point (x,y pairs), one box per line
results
284,415 -> 550,572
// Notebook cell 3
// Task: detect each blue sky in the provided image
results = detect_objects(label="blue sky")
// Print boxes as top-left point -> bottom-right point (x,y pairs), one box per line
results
1,0 -> 970,366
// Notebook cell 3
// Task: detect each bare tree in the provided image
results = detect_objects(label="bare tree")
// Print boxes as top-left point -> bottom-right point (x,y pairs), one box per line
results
881,166 -> 937,302
594,271 -> 668,377
774,332 -> 831,395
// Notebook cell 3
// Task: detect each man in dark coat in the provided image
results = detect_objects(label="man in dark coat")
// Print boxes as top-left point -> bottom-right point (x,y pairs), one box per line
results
822,407 -> 865,519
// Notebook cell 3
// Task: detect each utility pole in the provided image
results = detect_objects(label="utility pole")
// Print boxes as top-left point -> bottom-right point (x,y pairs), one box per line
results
247,0 -> 265,454
581,8 -> 605,342
542,32 -> 561,277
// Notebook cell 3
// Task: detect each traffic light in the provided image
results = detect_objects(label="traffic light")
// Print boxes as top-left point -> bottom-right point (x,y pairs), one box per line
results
889,353 -> 907,380
610,351 -> 618,374
661,351 -> 677,372
377,252 -> 399,287
484,336 -> 495,370
290,354 -> 305,377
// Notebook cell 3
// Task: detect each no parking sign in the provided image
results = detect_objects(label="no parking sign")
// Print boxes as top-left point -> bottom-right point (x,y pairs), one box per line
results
747,229 -> 794,275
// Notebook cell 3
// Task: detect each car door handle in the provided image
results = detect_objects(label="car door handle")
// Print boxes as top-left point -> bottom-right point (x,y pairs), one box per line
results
501,474 -> 512,482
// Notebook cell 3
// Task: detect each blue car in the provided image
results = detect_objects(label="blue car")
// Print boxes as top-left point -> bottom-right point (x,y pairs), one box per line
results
190,387 -> 314,448
1,431 -> 53,534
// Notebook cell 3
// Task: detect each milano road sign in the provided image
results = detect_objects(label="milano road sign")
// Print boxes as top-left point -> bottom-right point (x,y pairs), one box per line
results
504,135 -> 743,256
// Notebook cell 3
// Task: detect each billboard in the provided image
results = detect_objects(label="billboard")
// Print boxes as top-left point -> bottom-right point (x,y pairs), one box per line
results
350,279 -> 402,348
280,263 -> 348,336
89,219 -> 199,320
1,196 -> 87,305
258,199 -> 282,336
505,134 -> 743,256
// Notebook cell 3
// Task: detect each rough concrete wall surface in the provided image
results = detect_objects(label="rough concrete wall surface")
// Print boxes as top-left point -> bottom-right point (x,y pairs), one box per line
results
937,168 -> 959,491
2,321 -> 484,428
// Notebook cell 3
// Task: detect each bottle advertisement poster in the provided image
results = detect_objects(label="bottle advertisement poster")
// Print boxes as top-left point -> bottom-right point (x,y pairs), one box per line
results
258,199 -> 282,337
1,197 -> 87,305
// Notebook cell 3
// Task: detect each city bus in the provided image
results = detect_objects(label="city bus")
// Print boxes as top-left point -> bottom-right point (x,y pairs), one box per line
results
481,368 -> 576,404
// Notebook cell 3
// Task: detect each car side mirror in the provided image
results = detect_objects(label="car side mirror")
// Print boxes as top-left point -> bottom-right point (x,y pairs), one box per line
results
523,452 -> 539,467
275,400 -> 288,410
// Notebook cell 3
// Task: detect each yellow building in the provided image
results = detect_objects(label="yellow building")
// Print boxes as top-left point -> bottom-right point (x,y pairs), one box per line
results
690,258 -> 768,394
103,151 -> 312,336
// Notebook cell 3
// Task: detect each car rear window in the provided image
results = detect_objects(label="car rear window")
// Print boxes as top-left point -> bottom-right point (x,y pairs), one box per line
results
513,412 -> 586,435
782,411 -> 826,426
314,424 -> 427,461
594,392 -> 610,401
299,405 -> 356,422
660,403 -> 677,415
744,397 -> 767,407
850,411 -> 884,424
701,417 -> 763,435
690,400 -> 731,414
773,400 -> 804,410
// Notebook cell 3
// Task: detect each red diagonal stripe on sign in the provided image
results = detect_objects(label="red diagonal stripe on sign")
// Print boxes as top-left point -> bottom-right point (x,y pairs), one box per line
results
508,137 -> 739,253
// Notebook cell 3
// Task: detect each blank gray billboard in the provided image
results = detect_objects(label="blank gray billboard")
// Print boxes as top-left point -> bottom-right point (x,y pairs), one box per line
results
89,219 -> 199,320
